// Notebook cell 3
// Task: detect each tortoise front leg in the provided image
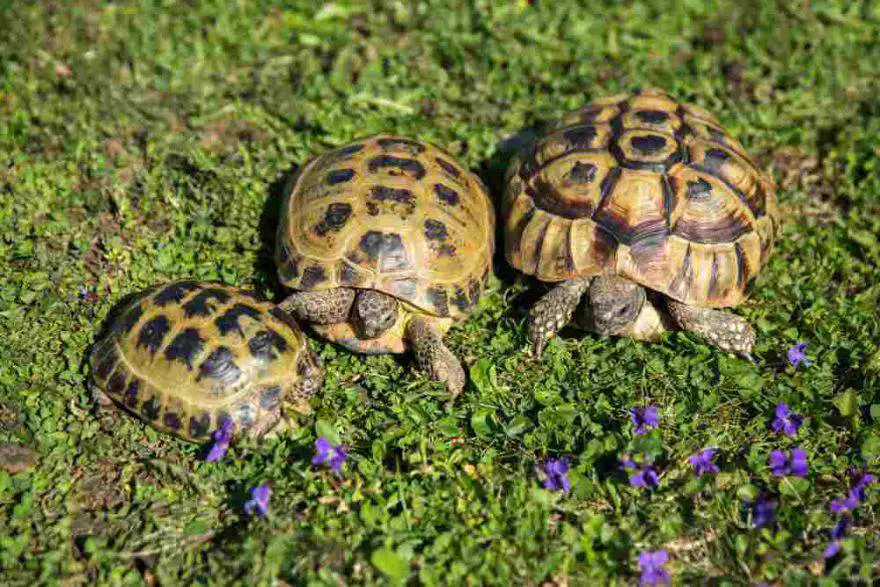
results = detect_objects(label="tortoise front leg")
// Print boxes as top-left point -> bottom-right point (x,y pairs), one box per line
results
666,298 -> 756,361
405,315 -> 465,396
528,276 -> 592,358
277,288 -> 356,324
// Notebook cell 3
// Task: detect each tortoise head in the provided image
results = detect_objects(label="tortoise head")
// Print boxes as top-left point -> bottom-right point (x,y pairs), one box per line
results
351,289 -> 399,339
589,275 -> 646,336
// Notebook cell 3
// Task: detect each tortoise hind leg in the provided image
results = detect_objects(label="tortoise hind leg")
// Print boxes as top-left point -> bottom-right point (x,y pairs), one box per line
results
528,276 -> 592,358
666,298 -> 756,361
278,288 -> 356,324
405,315 -> 465,396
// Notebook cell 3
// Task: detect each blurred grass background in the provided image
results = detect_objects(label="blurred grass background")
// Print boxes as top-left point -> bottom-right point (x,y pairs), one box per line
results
1,0 -> 879,584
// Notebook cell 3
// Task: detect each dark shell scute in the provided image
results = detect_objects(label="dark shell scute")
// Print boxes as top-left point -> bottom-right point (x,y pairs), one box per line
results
635,110 -> 670,123
702,148 -> 732,171
336,143 -> 365,157
433,183 -> 460,206
357,231 -> 410,272
299,265 -> 327,289
215,303 -> 263,336
163,412 -> 182,431
188,413 -> 212,439
435,158 -> 461,177
424,219 -> 448,242
325,168 -> 356,185
94,349 -> 117,379
164,328 -> 204,369
686,178 -> 713,199
566,162 -> 597,184
452,287 -> 470,311
259,385 -> 282,409
367,155 -> 426,180
427,287 -> 449,317
631,134 -> 668,154
137,315 -> 171,354
248,328 -> 288,362
107,371 -> 127,395
313,203 -> 353,236
197,346 -> 242,385
141,396 -> 161,421
153,281 -> 200,306
377,137 -> 426,153
563,125 -> 597,147
370,185 -> 415,207
123,380 -> 140,408
117,303 -> 144,334
182,288 -> 231,318
278,245 -> 299,280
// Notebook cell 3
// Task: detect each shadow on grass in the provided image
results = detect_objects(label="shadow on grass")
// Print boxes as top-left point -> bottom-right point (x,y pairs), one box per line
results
255,163 -> 300,300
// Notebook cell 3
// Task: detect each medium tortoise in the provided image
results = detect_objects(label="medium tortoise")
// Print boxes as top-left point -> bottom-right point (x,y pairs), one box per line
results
90,281 -> 323,442
276,135 -> 495,394
503,88 -> 779,360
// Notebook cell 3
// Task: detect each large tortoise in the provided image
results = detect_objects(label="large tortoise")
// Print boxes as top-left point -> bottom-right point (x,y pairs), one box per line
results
504,88 -> 779,360
276,135 -> 495,394
91,281 -> 323,441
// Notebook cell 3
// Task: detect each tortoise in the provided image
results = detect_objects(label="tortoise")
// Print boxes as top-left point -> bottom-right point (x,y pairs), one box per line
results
503,88 -> 779,360
275,134 -> 495,395
90,281 -> 324,442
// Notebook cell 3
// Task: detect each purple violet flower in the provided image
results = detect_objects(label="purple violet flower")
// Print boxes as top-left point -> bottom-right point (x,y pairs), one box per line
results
830,471 -> 875,513
771,403 -> 804,437
311,437 -> 348,473
787,342 -> 812,368
769,448 -> 808,478
853,471 -> 876,497
243,483 -> 271,517
689,448 -> 719,477
630,405 -> 660,435
541,457 -> 571,493
205,419 -> 234,462
631,466 -> 660,488
620,454 -> 659,488
830,489 -> 861,514
823,517 -> 850,559
637,549 -> 671,586
749,494 -> 777,528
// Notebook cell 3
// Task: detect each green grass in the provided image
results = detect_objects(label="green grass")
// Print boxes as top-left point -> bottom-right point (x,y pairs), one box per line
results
2,0 -> 880,584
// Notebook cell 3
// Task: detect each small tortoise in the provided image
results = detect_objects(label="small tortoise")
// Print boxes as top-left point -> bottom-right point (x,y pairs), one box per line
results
276,135 -> 495,394
91,281 -> 323,441
504,88 -> 779,360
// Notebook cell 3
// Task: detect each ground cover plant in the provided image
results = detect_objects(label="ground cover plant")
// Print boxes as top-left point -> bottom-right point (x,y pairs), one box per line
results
1,0 -> 879,584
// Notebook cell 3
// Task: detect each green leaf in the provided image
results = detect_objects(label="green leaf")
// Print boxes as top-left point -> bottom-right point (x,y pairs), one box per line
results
833,389 -> 859,417
469,359 -> 496,395
779,477 -> 809,496
504,414 -> 531,437
861,435 -> 880,462
371,547 -> 409,582
315,420 -> 341,445
870,404 -> 880,422
470,408 -> 494,436
183,519 -> 210,536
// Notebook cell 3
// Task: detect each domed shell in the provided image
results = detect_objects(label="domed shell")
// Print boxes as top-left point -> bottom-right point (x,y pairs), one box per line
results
90,281 -> 322,442
276,135 -> 495,322
503,88 -> 779,308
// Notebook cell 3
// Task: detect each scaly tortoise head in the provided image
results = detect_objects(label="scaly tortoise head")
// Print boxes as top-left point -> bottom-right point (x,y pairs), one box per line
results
504,87 -> 779,308
276,135 -> 495,352
90,281 -> 323,442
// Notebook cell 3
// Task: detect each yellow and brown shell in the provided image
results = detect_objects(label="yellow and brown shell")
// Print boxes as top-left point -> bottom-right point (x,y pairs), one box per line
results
504,88 -> 779,308
276,135 -> 495,347
90,281 -> 323,442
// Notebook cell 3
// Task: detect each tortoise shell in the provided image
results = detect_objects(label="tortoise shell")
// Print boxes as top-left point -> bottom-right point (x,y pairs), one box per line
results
90,281 -> 323,442
504,88 -> 779,308
276,135 -> 495,344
